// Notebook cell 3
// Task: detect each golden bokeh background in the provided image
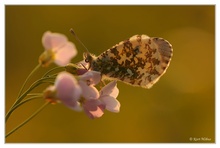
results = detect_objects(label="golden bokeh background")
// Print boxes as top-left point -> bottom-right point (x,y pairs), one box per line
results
5,5 -> 215,143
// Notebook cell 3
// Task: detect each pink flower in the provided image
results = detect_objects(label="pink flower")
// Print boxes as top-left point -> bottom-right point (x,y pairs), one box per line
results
78,71 -> 103,119
81,80 -> 120,119
78,80 -> 100,100
43,69 -> 120,119
83,99 -> 105,119
39,31 -> 77,67
99,81 -> 120,113
44,72 -> 82,111
79,71 -> 101,85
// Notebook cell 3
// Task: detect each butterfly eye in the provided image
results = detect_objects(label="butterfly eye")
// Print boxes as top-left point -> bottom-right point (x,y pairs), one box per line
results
83,52 -> 93,63
85,58 -> 90,63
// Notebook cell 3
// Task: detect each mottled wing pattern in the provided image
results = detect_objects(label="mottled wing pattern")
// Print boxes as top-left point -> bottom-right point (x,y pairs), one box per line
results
90,35 -> 173,88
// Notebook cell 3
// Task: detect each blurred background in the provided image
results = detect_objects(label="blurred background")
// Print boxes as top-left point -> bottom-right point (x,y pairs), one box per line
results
5,6 -> 215,143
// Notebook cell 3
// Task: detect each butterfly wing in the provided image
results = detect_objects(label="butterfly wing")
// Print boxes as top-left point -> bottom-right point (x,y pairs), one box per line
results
91,34 -> 173,88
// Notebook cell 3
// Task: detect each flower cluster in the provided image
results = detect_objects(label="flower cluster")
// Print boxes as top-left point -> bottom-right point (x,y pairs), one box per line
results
44,71 -> 120,119
40,31 -> 120,119
6,30 -> 122,139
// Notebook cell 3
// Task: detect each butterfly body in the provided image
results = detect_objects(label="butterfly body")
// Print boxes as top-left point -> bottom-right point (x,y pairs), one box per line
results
85,34 -> 173,88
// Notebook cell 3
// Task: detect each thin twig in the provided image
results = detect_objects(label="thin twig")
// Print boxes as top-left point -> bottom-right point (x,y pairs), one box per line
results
6,77 -> 53,122
42,66 -> 64,78
5,96 -> 41,121
17,64 -> 41,97
5,102 -> 50,138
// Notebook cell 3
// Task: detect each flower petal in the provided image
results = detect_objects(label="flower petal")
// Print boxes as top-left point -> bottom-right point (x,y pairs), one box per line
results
100,96 -> 120,113
64,101 -> 83,112
55,72 -> 82,103
54,42 -> 77,66
100,81 -> 119,98
42,31 -> 68,50
79,71 -> 101,85
78,80 -> 99,100
83,99 -> 105,119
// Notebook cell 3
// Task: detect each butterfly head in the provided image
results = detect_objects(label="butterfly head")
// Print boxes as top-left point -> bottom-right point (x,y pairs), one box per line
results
83,52 -> 96,69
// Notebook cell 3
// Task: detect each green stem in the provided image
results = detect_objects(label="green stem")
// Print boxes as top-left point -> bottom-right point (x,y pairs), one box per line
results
17,64 -> 41,97
5,96 -> 41,122
42,66 -> 64,78
16,76 -> 55,104
6,77 -> 54,122
5,102 -> 50,138
5,64 -> 41,123
27,93 -> 44,96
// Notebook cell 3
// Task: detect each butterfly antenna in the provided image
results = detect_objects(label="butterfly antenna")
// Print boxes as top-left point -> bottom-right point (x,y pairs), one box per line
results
70,28 -> 89,52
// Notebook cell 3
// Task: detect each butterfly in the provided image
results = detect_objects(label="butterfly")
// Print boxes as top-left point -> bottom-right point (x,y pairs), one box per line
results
66,34 -> 173,88
79,34 -> 173,89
